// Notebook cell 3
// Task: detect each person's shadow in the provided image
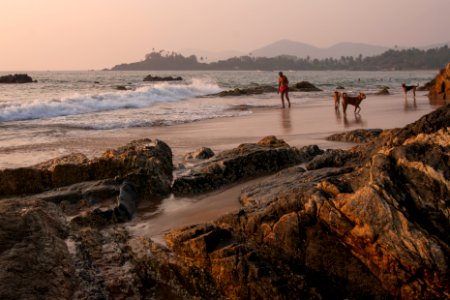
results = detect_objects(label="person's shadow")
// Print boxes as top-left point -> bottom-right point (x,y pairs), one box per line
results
280,108 -> 292,133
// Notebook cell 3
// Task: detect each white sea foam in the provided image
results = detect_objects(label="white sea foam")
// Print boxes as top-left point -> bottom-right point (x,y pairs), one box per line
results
0,79 -> 222,122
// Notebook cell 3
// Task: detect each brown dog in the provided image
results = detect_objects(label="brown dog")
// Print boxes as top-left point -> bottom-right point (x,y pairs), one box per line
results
333,91 -> 341,110
342,92 -> 366,114
402,83 -> 418,97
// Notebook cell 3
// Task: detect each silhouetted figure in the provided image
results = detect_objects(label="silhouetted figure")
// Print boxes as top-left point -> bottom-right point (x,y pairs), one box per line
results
278,72 -> 291,108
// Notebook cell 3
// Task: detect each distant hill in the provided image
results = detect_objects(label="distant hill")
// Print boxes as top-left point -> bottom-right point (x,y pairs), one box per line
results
419,41 -> 450,50
110,45 -> 450,71
182,40 -> 450,61
250,39 -> 390,59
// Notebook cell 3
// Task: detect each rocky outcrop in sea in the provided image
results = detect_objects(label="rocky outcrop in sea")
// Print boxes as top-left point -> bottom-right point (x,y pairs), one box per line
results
212,81 -> 322,97
143,74 -> 183,81
0,105 -> 449,299
0,73 -> 34,83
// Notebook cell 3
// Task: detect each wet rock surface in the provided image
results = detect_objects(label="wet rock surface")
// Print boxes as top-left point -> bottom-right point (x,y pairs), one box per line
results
0,106 -> 449,299
143,74 -> 183,81
428,62 -> 450,102
173,136 -> 323,195
326,128 -> 383,143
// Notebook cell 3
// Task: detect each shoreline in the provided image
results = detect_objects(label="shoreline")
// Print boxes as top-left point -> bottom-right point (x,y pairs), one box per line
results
0,92 -> 440,169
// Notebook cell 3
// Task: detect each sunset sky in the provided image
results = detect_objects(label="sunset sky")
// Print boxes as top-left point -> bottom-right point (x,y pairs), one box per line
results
1,0 -> 449,71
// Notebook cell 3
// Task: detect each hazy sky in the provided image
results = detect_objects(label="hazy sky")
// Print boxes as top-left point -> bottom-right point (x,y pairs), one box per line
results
1,0 -> 449,70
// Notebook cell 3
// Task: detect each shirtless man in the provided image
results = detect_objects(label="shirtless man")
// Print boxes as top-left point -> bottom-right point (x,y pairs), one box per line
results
278,72 -> 291,108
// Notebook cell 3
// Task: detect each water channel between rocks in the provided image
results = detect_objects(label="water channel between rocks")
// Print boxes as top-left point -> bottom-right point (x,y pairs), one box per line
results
125,176 -> 270,245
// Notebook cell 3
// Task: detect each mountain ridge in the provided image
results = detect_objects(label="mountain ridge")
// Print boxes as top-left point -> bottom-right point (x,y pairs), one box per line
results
181,39 -> 450,61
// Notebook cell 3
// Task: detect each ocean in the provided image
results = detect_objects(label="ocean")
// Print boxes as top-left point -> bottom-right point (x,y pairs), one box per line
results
0,70 -> 437,168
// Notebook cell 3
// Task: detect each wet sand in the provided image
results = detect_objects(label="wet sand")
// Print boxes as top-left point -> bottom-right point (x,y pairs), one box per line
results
125,176 -> 269,244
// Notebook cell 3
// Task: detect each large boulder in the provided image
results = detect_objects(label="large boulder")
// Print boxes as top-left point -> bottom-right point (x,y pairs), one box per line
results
0,139 -> 173,200
172,136 -> 323,195
428,62 -> 450,102
0,199 -> 74,299
142,104 -> 450,299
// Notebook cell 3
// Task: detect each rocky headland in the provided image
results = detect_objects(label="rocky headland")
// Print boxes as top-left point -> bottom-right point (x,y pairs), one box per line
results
0,104 -> 449,299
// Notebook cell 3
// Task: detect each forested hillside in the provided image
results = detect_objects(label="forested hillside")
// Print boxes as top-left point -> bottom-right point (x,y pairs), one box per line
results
111,46 -> 450,71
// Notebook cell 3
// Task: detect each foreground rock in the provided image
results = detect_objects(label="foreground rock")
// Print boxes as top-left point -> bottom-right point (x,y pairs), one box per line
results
0,73 -> 33,83
0,139 -> 173,200
151,104 -> 450,299
172,136 -> 323,195
1,106 -> 449,299
428,62 -> 450,102
326,128 -> 383,143
0,199 -> 73,299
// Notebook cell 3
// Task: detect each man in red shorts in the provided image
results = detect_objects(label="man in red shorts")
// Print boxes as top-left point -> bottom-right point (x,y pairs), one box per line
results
278,72 -> 291,108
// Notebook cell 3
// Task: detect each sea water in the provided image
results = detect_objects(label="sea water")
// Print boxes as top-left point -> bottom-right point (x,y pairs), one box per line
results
0,70 -> 437,167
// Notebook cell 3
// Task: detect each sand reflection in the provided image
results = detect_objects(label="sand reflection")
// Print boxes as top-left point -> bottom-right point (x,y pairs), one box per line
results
404,96 -> 417,111
280,108 -> 292,133
343,113 -> 367,128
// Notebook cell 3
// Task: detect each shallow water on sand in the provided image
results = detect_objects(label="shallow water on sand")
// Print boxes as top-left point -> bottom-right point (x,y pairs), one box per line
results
125,178 -> 266,244
0,70 -> 440,169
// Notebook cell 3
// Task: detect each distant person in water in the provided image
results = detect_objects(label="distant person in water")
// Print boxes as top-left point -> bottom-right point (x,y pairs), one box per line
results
278,72 -> 291,108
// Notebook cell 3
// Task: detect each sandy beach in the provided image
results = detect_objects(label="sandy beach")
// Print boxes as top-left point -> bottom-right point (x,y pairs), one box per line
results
0,92 -> 439,169
1,91 -> 440,242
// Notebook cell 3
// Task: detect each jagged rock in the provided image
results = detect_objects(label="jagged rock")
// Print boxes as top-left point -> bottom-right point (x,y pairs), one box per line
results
34,153 -> 91,187
428,62 -> 450,102
184,147 -> 215,160
172,136 -> 323,195
0,167 -> 51,197
305,149 -> 360,170
89,139 -> 173,199
336,85 -> 345,89
0,74 -> 33,83
293,81 -> 322,91
0,199 -> 74,300
326,128 -> 383,143
1,106 -> 449,299
150,104 -> 450,299
143,75 -> 182,81
0,139 -> 173,200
